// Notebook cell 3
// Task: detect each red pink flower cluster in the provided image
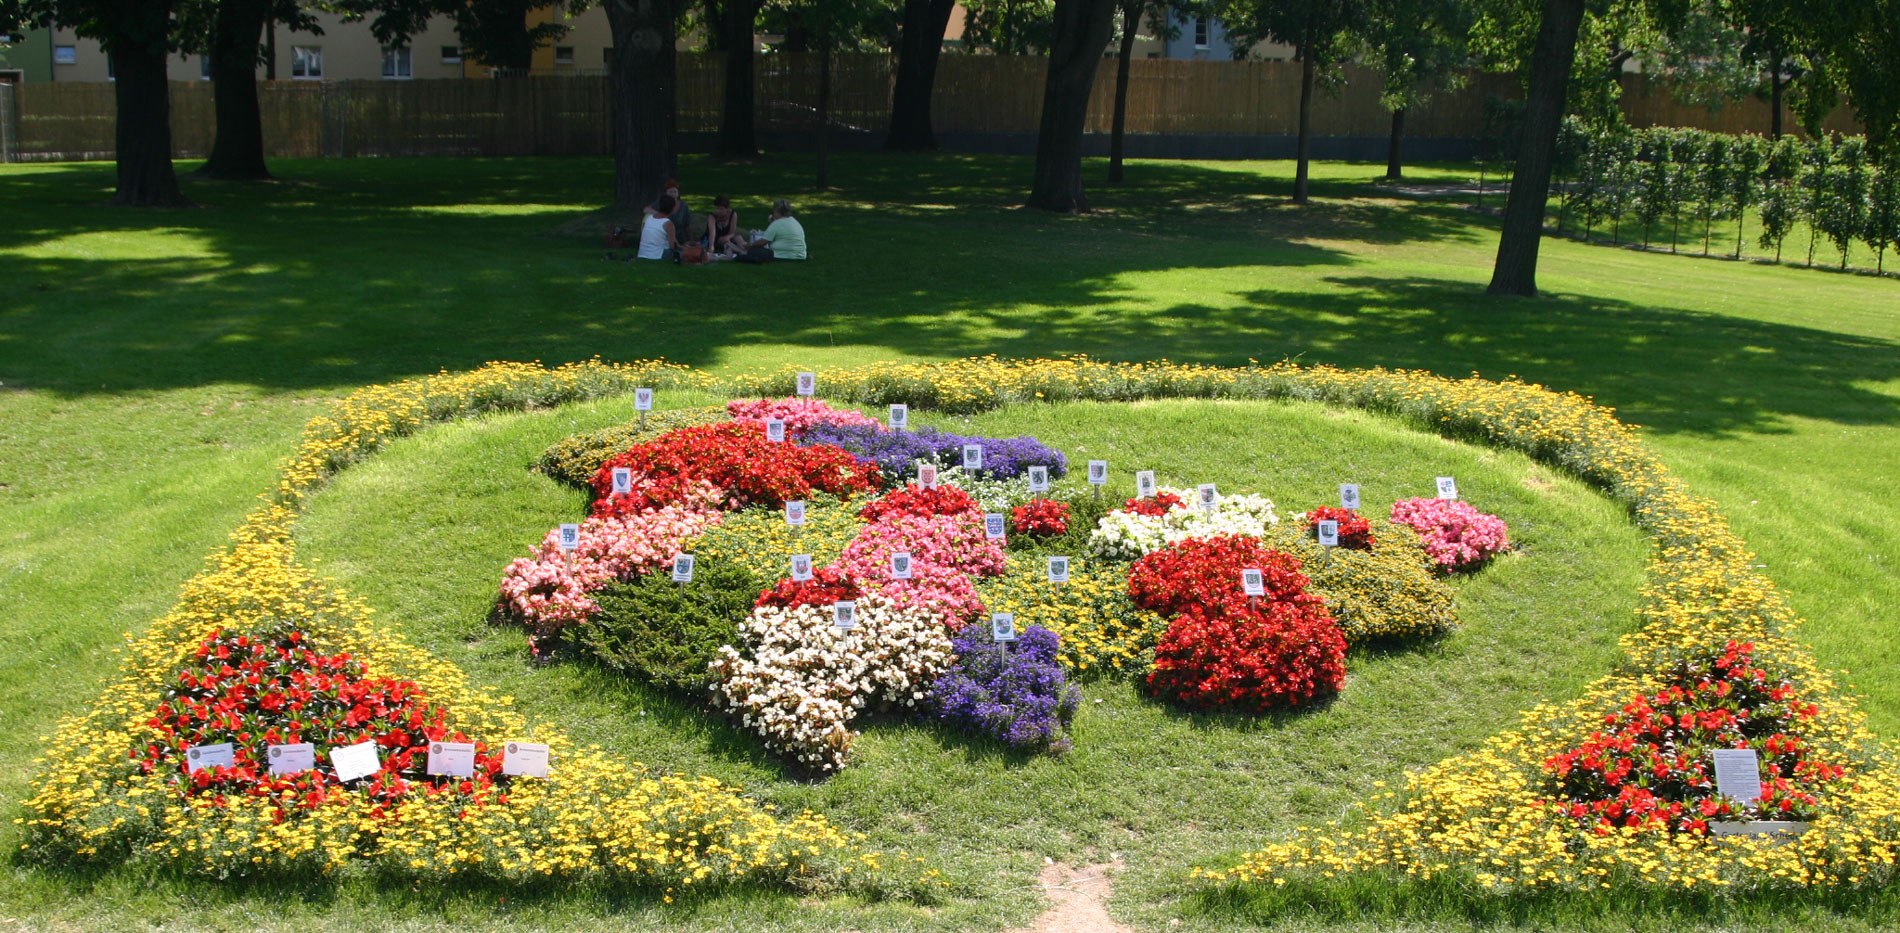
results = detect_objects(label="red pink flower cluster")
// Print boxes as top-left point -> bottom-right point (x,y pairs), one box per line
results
498,505 -> 721,650
1123,491 -> 1185,517
1388,497 -> 1510,572
725,397 -> 882,435
1541,641 -> 1839,835
1130,536 -> 1346,711
856,483 -> 981,523
1009,498 -> 1071,537
1302,506 -> 1374,549
590,422 -> 879,512
832,509 -> 1004,627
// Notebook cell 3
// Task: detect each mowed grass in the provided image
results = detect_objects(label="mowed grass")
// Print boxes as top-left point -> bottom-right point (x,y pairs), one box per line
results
0,152 -> 1896,929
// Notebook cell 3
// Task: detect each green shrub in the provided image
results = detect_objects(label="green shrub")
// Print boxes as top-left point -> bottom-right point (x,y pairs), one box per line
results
1263,520 -> 1458,643
575,560 -> 763,693
537,406 -> 726,488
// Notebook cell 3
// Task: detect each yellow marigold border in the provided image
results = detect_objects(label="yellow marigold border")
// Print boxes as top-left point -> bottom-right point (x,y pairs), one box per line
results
21,356 -> 1899,899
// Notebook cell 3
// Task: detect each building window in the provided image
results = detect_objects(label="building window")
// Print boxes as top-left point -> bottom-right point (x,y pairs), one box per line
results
200,54 -> 212,80
54,45 -> 77,65
441,45 -> 462,63
381,46 -> 412,79
291,45 -> 322,79
1194,17 -> 1210,49
554,46 -> 575,65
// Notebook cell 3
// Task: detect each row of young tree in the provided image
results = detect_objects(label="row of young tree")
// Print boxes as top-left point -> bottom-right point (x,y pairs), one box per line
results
1554,123 -> 1900,273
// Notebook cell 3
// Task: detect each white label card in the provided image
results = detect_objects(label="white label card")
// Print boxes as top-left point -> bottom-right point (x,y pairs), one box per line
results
790,554 -> 813,582
888,403 -> 908,429
1340,483 -> 1361,510
983,513 -> 1006,540
634,388 -> 654,411
785,500 -> 806,526
1197,483 -> 1219,511
890,551 -> 913,579
1136,470 -> 1157,499
1317,520 -> 1340,548
267,743 -> 315,776
427,741 -> 477,778
1047,556 -> 1070,584
557,523 -> 580,551
671,553 -> 695,583
1087,460 -> 1108,485
833,600 -> 857,630
330,740 -> 382,782
611,467 -> 633,494
502,741 -> 550,778
991,612 -> 1017,642
1241,568 -> 1266,597
795,372 -> 816,396
185,742 -> 235,773
917,463 -> 939,489
962,444 -> 983,470
1028,465 -> 1050,492
766,419 -> 786,443
1713,748 -> 1764,804
1436,476 -> 1459,500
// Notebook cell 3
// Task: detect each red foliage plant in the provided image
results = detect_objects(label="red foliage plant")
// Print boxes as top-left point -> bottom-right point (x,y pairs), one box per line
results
1303,506 -> 1375,549
1129,536 -> 1346,712
590,422 -> 879,513
139,623 -> 504,817
1009,498 -> 1070,537
856,483 -> 981,523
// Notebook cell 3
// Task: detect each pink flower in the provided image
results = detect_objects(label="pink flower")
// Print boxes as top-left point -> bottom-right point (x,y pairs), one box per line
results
726,397 -> 882,435
1388,497 -> 1509,572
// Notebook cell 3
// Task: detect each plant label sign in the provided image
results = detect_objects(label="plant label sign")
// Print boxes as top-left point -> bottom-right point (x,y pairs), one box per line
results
1339,483 -> 1361,510
611,467 -> 633,495
1087,460 -> 1107,486
1197,483 -> 1219,512
1136,470 -> 1157,499
634,388 -> 654,412
1047,556 -> 1070,584
832,600 -> 857,630
790,554 -> 813,582
267,743 -> 315,776
795,372 -> 816,396
1316,520 -> 1341,548
1241,568 -> 1266,597
917,462 -> 939,489
888,403 -> 908,429
427,741 -> 476,778
1713,748 -> 1764,804
890,551 -> 913,580
1028,465 -> 1050,492
984,513 -> 1006,540
502,741 -> 550,779
766,418 -> 787,443
330,740 -> 381,782
185,742 -> 235,774
670,553 -> 695,583
991,612 -> 1017,643
557,523 -> 580,552
785,500 -> 806,526
962,444 -> 983,471
1435,476 -> 1459,500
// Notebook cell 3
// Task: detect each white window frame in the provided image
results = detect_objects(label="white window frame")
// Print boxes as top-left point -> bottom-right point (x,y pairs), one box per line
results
441,45 -> 462,64
381,46 -> 412,79
553,45 -> 575,65
1194,17 -> 1211,50
53,45 -> 77,65
290,45 -> 322,80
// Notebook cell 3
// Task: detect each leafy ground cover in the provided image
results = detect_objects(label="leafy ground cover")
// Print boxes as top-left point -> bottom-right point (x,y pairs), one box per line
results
1,152 -> 1897,929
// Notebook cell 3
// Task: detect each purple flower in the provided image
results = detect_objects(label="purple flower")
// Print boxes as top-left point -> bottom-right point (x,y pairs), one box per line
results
927,625 -> 1081,754
798,423 -> 1067,482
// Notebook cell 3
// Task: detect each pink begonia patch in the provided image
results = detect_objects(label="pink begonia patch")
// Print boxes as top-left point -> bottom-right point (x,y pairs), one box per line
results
1388,497 -> 1510,573
500,503 -> 723,643
726,397 -> 883,435
828,507 -> 1004,629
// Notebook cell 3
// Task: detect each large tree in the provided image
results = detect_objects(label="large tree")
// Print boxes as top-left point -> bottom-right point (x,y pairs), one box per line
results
1025,0 -> 1119,211
1484,0 -> 1586,295
605,0 -> 684,212
188,0 -> 315,179
961,0 -> 1057,54
1106,0 -> 1189,184
1220,0 -> 1367,204
705,0 -> 762,157
2,0 -> 190,204
453,0 -> 586,72
1361,0 -> 1473,180
884,0 -> 956,150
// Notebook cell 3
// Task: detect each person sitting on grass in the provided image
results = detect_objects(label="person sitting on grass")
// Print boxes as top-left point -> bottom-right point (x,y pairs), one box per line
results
737,199 -> 807,263
635,195 -> 683,261
645,178 -> 691,243
707,195 -> 747,257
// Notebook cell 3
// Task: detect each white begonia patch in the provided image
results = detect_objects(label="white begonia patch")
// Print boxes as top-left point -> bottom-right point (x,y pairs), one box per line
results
1087,487 -> 1280,560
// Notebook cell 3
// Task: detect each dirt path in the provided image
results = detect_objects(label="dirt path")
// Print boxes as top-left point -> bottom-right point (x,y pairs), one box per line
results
1006,859 -> 1132,933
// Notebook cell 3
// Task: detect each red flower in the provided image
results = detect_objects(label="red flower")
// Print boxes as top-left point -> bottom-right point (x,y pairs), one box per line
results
1302,506 -> 1375,550
1008,498 -> 1070,537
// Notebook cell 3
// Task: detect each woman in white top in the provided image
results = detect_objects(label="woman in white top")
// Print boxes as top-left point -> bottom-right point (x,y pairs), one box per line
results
635,195 -> 682,261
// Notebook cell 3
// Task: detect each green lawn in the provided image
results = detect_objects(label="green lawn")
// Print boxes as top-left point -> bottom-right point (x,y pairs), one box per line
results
1,152 -> 1897,930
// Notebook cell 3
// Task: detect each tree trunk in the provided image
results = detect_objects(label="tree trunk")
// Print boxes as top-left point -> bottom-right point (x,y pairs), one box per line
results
816,48 -> 831,189
885,0 -> 956,150
1384,107 -> 1406,181
713,0 -> 760,157
264,16 -> 276,79
1107,0 -> 1139,184
109,32 -> 189,206
606,0 -> 680,212
1486,0 -> 1585,297
201,0 -> 272,179
1293,42 -> 1315,204
1026,0 -> 1118,212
